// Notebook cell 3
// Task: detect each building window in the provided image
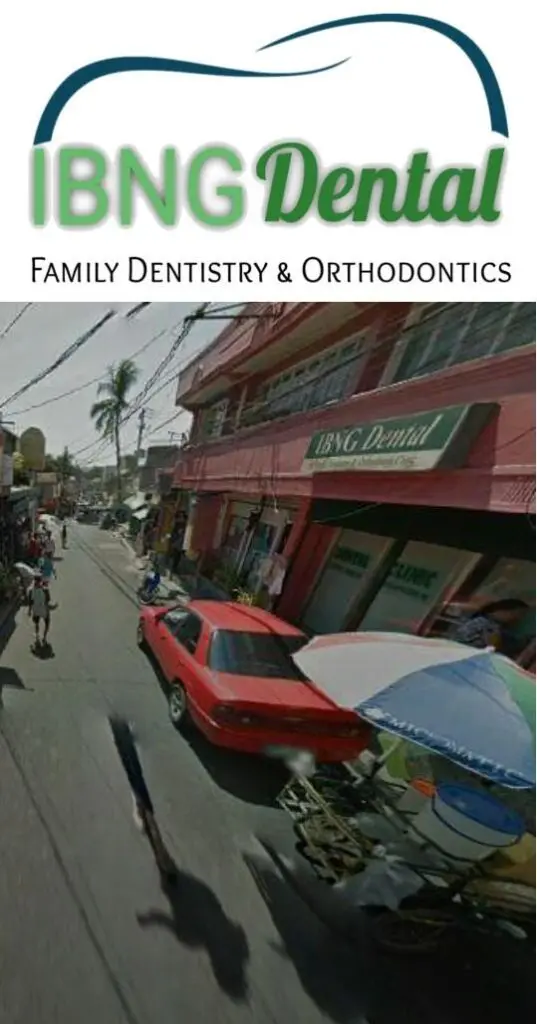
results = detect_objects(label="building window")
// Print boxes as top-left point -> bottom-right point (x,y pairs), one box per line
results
385,302 -> 535,386
426,556 -> 535,661
242,522 -> 278,587
200,398 -> 229,439
357,541 -> 480,635
242,332 -> 370,428
220,514 -> 249,567
301,530 -> 394,635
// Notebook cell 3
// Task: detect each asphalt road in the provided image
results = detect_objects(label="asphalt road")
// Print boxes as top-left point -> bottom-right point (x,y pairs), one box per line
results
0,525 -> 533,1024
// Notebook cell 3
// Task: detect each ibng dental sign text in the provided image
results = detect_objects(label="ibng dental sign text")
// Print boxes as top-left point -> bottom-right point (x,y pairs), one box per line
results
31,142 -> 505,227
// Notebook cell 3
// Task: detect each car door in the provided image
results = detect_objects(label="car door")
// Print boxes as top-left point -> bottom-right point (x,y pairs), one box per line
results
172,614 -> 204,700
155,607 -> 191,680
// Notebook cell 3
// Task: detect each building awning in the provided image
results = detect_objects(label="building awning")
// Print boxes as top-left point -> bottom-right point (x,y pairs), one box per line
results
132,507 -> 149,521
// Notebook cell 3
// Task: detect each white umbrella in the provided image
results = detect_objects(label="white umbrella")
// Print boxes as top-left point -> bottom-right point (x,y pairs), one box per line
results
293,632 -> 536,789
15,562 -> 38,586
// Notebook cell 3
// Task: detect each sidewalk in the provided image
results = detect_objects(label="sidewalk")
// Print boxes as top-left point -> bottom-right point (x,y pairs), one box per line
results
114,530 -> 229,603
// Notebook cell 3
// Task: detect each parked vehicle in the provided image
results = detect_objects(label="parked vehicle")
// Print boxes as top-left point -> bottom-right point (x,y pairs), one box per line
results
99,511 -> 116,530
137,572 -> 161,605
136,600 -> 371,761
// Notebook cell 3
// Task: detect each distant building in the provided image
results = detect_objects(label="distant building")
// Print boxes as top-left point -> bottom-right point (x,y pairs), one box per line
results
139,445 -> 179,494
0,425 -> 17,497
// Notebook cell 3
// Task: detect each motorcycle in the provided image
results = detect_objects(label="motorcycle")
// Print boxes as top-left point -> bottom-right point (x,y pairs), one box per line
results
137,568 -> 161,605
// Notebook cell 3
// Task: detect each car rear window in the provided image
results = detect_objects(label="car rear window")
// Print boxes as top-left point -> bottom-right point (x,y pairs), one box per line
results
208,630 -> 307,679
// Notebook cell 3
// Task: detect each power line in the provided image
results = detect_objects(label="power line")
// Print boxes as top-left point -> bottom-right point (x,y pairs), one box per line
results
0,309 -> 116,411
146,410 -> 188,438
7,321 -> 175,416
124,302 -> 151,320
70,326 -> 201,459
0,303 -> 33,341
121,303 -> 210,425
10,302 -> 219,453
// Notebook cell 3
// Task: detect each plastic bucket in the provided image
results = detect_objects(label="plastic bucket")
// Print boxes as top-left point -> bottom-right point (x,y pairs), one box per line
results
412,783 -> 525,863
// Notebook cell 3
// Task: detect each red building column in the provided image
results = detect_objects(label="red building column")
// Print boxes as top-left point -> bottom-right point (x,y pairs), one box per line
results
277,521 -> 338,624
281,497 -> 310,561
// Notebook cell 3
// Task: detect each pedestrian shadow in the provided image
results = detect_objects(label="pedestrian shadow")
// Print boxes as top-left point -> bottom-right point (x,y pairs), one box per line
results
0,666 -> 29,703
137,866 -> 250,1003
30,641 -> 55,660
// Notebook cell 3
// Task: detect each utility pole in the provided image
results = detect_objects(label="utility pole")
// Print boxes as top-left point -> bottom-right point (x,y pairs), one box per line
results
135,409 -> 146,464
135,408 -> 146,491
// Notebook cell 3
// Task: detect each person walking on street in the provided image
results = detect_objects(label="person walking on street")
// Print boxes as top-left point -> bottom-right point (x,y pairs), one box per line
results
28,573 -> 52,646
26,533 -> 41,567
43,529 -> 56,559
61,522 -> 68,549
39,552 -> 57,584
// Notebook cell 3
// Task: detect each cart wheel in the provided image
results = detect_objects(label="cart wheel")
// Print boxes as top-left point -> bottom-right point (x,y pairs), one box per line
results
372,908 -> 456,955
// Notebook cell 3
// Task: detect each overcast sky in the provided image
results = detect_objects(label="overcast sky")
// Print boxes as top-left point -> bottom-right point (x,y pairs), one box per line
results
0,303 -> 228,464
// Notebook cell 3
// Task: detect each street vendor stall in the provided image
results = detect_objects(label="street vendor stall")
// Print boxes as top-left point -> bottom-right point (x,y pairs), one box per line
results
277,632 -> 536,952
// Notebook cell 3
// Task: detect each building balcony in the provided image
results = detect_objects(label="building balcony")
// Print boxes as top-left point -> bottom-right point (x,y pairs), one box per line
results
175,303 -> 364,407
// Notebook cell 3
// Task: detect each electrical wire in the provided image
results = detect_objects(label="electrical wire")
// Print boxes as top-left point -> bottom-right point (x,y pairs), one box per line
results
145,411 -> 188,439
0,309 -> 117,411
70,327 -> 202,458
7,321 -> 177,416
120,302 -> 210,425
0,303 -> 33,341
75,303 -> 210,458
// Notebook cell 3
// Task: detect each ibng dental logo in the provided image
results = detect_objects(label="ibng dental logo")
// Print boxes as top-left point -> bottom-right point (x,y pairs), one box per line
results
30,14 -> 509,229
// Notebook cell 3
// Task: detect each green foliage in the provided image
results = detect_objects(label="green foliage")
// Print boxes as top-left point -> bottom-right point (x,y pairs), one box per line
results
90,359 -> 140,499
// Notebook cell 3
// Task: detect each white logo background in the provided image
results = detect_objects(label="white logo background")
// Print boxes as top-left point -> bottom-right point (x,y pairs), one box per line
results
0,0 -> 533,299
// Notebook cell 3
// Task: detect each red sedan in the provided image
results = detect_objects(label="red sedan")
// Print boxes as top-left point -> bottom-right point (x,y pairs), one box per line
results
137,600 -> 371,762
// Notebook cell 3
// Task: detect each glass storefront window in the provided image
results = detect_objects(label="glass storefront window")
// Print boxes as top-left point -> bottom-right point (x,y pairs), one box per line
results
220,514 -> 249,567
301,530 -> 393,635
470,558 -> 535,656
243,523 -> 277,587
358,541 -> 480,635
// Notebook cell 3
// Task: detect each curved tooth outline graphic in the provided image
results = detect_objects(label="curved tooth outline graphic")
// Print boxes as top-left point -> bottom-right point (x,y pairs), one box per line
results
33,13 -> 508,146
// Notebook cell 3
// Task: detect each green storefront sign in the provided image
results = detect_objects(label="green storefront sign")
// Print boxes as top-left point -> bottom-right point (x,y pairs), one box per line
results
303,403 -> 497,473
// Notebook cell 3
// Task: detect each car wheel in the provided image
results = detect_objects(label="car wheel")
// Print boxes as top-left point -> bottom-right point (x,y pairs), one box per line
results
136,621 -> 146,649
168,683 -> 191,732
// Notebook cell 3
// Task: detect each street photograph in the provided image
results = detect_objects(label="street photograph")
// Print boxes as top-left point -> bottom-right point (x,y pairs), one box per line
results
0,300 -> 535,1024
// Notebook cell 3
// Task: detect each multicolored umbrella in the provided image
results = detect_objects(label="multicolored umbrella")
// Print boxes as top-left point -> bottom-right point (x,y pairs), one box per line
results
293,633 -> 536,790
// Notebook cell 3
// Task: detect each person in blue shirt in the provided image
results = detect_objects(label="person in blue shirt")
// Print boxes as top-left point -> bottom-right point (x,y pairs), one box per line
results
451,598 -> 529,654
38,552 -> 57,584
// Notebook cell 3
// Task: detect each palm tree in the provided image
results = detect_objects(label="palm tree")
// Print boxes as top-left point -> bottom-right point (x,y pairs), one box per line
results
90,359 -> 139,501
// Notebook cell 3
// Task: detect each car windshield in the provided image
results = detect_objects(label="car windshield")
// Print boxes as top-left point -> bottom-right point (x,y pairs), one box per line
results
208,629 -> 307,679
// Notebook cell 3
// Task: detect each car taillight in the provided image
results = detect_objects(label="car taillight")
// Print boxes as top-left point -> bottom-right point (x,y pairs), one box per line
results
213,705 -> 363,737
213,705 -> 265,727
